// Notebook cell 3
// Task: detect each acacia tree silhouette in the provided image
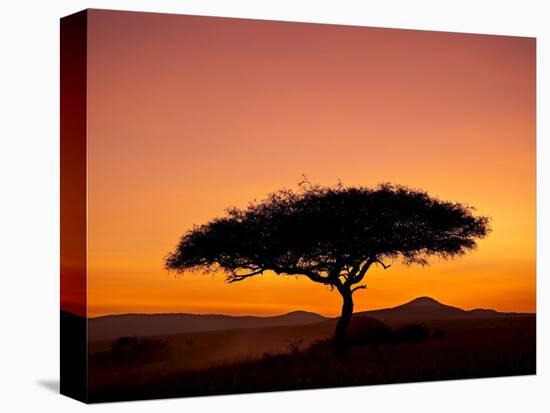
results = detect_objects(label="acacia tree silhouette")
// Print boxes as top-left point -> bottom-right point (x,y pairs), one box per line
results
165,182 -> 490,349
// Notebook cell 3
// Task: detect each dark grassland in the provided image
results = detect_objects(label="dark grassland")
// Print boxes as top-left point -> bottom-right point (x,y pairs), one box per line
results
88,315 -> 535,403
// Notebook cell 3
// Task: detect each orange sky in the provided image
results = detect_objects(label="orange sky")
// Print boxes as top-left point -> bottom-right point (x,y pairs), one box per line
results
86,10 -> 535,317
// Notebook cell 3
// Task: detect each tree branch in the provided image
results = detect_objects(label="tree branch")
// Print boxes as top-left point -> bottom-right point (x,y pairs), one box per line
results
272,265 -> 332,285
299,270 -> 333,285
227,268 -> 264,283
348,261 -> 361,278
351,257 -> 375,285
327,260 -> 345,283
348,257 -> 391,287
351,284 -> 367,294
373,259 -> 391,270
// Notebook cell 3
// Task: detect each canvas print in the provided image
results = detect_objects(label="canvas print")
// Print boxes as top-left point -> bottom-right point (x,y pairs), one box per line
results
60,9 -> 536,403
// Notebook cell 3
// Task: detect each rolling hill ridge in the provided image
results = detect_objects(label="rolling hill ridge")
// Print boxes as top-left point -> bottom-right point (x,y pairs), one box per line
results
87,296 -> 533,341
357,296 -> 530,321
88,310 -> 327,341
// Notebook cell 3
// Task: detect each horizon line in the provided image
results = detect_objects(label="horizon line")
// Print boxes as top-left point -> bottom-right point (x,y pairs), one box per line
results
63,296 -> 536,319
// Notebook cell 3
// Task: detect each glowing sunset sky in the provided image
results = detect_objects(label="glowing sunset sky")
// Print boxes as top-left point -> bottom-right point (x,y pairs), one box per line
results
85,10 -> 535,317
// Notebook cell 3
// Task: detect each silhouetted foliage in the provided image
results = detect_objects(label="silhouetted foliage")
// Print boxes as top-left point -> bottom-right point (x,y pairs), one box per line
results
91,337 -> 171,367
287,338 -> 304,355
347,316 -> 392,346
393,325 -> 430,342
326,318 -> 430,348
166,182 -> 490,347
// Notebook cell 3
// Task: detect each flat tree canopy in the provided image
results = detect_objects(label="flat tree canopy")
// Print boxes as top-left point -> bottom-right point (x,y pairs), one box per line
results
166,183 -> 490,347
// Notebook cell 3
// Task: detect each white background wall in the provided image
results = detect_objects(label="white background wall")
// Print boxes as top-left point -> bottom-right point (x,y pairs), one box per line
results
0,0 -> 548,411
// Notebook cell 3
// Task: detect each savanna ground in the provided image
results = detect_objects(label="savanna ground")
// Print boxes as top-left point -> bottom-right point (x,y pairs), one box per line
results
88,316 -> 535,403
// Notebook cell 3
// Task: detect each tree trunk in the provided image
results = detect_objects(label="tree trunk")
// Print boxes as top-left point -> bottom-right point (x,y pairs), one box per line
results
334,288 -> 353,352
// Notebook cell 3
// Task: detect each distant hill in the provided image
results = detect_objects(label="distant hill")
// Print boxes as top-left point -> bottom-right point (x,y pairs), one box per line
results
89,310 -> 328,342
87,297 -> 533,342
356,296 -> 532,321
